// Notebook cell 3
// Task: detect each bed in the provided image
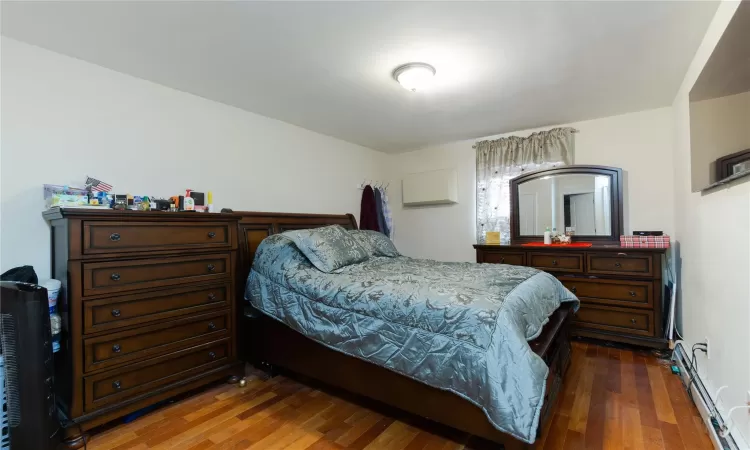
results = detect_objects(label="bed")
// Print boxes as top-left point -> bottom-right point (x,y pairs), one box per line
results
233,211 -> 577,449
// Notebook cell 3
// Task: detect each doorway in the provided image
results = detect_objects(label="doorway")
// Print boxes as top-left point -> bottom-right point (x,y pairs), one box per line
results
564,192 -> 596,235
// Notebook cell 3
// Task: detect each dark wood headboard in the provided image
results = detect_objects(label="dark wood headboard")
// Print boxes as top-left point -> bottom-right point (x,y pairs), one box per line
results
231,211 -> 358,285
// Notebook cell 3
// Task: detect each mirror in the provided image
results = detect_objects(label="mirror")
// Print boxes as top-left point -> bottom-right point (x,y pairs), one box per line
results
510,165 -> 623,243
518,174 -> 612,236
689,2 -> 750,191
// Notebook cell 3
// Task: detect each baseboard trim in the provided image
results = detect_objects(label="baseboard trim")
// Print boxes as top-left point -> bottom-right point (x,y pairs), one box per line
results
672,344 -> 748,450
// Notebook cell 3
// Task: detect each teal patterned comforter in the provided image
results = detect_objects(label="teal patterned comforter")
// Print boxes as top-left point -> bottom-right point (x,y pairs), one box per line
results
245,234 -> 578,443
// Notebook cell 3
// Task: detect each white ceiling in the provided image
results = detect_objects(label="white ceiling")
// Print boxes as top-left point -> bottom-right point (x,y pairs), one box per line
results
1,1 -> 719,153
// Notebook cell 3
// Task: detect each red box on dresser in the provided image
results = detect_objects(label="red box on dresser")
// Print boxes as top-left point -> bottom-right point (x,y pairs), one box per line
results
620,234 -> 671,248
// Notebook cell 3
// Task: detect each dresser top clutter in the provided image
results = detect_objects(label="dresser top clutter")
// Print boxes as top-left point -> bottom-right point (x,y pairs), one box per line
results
474,243 -> 667,252
42,206 -> 235,220
44,207 -> 243,448
474,165 -> 670,349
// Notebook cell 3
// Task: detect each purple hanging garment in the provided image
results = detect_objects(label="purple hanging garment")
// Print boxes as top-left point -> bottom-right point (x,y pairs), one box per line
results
359,185 -> 381,231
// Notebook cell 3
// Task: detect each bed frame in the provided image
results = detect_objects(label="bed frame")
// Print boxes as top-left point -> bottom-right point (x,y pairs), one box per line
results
232,210 -> 574,449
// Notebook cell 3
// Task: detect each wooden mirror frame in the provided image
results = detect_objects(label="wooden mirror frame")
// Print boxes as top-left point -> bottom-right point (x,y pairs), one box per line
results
510,165 -> 623,244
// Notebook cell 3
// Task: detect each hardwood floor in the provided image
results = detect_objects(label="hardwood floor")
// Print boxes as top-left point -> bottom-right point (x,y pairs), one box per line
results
87,342 -> 713,449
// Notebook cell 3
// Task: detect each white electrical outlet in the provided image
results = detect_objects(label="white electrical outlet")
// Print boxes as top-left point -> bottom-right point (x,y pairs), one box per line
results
705,337 -> 710,359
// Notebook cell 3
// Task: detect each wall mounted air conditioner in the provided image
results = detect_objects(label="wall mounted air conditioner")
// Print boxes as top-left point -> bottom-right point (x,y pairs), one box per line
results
402,168 -> 458,206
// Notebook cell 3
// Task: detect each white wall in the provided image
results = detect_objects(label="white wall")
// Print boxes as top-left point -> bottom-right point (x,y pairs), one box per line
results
0,38 -> 386,279
672,1 -> 750,445
690,90 -> 750,189
386,107 -> 675,261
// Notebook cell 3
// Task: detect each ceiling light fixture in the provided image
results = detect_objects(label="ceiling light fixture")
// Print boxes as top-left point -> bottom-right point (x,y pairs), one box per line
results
393,63 -> 436,92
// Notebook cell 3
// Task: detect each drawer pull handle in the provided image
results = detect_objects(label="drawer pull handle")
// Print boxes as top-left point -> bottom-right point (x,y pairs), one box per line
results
208,322 -> 216,330
207,264 -> 215,272
110,273 -> 121,281
552,260 -> 558,266
112,380 -> 122,390
208,351 -> 217,360
208,293 -> 216,301
630,318 -> 637,324
112,344 -> 121,353
208,232 -> 216,238
614,262 -> 622,268
110,233 -> 121,241
617,252 -> 628,256
570,286 -> 577,293
629,291 -> 636,297
111,309 -> 121,317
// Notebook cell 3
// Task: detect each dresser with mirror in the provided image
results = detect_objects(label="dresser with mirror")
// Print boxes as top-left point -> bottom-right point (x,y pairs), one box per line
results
474,165 -> 669,349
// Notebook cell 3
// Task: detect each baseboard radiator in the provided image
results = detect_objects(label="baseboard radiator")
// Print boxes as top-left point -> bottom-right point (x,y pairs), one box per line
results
673,343 -> 744,450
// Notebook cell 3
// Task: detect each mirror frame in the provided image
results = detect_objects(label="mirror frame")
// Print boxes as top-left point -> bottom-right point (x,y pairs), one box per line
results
510,165 -> 623,244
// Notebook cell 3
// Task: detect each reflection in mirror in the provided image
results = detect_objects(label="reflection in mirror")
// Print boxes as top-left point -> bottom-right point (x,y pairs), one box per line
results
518,174 -> 612,236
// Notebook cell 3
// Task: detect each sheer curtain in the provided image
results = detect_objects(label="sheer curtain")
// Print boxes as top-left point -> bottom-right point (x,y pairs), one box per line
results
475,127 -> 576,244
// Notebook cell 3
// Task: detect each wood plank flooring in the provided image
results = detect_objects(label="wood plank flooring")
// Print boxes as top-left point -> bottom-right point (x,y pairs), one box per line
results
88,342 -> 713,449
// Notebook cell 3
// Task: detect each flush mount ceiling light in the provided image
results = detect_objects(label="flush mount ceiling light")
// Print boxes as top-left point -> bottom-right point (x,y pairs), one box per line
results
393,63 -> 436,92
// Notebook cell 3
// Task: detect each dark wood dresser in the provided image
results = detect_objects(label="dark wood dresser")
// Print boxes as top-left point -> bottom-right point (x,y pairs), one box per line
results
44,208 -> 243,447
474,244 -> 668,349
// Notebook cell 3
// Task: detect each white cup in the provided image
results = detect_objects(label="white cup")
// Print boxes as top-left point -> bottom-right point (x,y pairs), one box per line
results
41,279 -> 62,310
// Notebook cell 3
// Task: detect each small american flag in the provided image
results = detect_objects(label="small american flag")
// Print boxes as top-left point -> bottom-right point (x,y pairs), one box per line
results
85,176 -> 113,193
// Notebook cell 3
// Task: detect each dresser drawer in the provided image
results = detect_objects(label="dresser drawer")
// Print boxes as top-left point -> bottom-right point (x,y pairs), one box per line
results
574,305 -> 654,336
84,339 -> 230,412
481,252 -> 525,266
586,253 -> 654,277
83,284 -> 230,334
83,221 -> 232,255
84,311 -> 229,373
559,277 -> 653,309
529,253 -> 584,272
83,254 -> 230,296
